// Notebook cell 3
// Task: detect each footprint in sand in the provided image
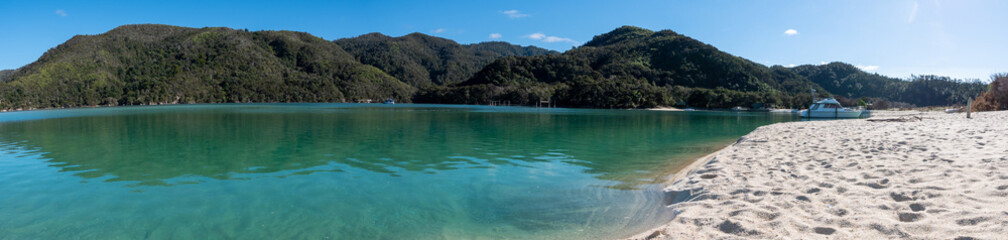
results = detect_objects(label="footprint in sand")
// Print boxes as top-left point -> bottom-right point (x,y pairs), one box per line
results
717,220 -> 760,236
831,208 -> 849,217
955,217 -> 989,226
890,192 -> 914,202
813,227 -> 836,235
898,212 -> 923,222
863,178 -> 890,189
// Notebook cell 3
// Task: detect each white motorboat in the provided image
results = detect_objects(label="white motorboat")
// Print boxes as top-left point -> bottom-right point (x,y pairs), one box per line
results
800,98 -> 864,118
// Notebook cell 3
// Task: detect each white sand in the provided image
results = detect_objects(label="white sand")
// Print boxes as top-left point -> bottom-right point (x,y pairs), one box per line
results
632,110 -> 1008,239
648,107 -> 684,111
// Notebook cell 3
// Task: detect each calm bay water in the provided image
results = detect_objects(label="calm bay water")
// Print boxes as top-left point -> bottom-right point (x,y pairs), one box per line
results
0,104 -> 795,239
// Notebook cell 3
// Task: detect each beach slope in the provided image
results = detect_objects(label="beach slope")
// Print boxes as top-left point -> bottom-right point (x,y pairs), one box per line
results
633,111 -> 1008,239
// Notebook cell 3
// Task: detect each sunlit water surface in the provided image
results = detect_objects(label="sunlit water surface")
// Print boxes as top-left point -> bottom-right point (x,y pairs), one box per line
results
0,104 -> 796,239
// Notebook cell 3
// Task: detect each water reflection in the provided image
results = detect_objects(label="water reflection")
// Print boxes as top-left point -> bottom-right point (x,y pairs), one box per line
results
0,104 -> 794,188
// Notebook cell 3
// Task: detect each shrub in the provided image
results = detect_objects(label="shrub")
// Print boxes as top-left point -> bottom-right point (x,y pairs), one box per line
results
971,74 -> 1008,111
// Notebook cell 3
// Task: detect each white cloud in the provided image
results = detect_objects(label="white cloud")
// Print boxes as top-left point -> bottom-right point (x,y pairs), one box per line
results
55,9 -> 67,17
908,1 -> 919,23
500,10 -> 529,18
787,64 -> 796,67
543,36 -> 573,43
784,29 -> 798,36
525,32 -> 577,44
857,65 -> 880,71
488,33 -> 502,39
432,28 -> 446,34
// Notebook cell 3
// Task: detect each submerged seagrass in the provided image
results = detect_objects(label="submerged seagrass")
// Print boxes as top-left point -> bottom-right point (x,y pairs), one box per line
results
0,104 -> 794,239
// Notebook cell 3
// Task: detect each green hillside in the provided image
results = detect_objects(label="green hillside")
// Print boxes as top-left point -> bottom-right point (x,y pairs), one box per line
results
0,24 -> 413,110
791,62 -> 985,107
420,26 -> 985,109
0,69 -> 12,82
421,26 -> 825,108
0,24 -> 987,111
334,33 -> 556,87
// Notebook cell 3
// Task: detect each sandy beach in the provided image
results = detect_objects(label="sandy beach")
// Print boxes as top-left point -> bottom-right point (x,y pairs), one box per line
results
632,110 -> 1008,239
648,107 -> 685,111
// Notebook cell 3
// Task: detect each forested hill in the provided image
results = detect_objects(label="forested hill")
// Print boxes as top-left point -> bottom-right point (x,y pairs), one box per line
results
0,24 -> 415,110
334,33 -> 556,87
0,69 -> 12,82
421,26 -> 826,108
790,62 -> 986,107
421,26 -> 985,108
0,24 -> 988,111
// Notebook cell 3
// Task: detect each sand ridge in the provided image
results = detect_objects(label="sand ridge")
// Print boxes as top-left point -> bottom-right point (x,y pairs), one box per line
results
632,111 -> 1008,239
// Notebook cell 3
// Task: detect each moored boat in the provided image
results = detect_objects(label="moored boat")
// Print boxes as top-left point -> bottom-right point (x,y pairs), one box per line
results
945,108 -> 963,113
799,98 -> 864,118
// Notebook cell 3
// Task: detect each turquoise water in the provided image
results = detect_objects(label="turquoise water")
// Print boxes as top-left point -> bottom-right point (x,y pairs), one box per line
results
0,104 -> 795,239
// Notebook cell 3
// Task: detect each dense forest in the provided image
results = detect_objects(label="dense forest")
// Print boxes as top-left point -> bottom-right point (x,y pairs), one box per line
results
791,63 -> 986,107
0,24 -> 991,111
0,69 -> 12,81
422,26 -> 987,109
0,24 -> 417,109
335,33 -> 556,87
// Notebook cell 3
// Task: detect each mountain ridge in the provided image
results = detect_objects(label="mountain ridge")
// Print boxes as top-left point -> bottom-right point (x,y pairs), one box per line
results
424,26 -> 985,108
0,24 -> 988,111
334,32 -> 556,87
0,24 -> 414,109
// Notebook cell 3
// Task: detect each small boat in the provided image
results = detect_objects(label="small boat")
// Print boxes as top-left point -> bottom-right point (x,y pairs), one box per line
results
800,98 -> 864,118
944,108 -> 963,113
769,108 -> 797,114
384,99 -> 395,104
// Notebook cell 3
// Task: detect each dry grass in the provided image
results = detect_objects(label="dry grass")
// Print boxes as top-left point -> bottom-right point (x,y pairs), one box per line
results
972,74 -> 1008,111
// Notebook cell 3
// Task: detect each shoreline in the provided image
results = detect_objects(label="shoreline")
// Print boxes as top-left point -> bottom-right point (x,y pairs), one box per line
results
646,107 -> 684,111
0,102 -> 798,114
628,128 -> 767,239
630,110 -> 1008,239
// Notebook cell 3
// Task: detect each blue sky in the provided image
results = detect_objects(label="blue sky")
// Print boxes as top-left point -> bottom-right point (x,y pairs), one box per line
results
1,0 -> 1005,80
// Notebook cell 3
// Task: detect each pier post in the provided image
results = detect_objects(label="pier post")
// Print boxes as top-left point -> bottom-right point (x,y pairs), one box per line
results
967,99 -> 972,119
